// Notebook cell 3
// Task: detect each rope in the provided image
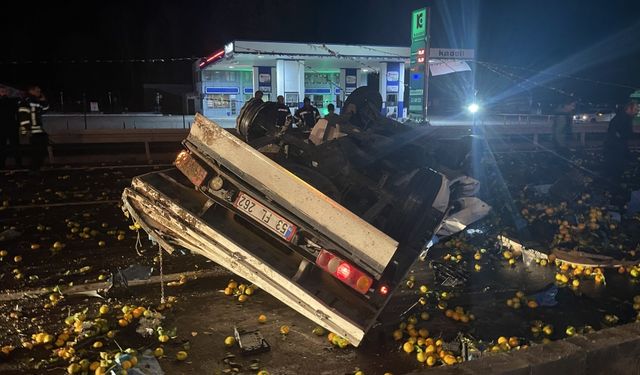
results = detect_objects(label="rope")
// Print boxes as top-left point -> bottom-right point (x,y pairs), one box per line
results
134,230 -> 143,256
478,60 -> 639,91
158,243 -> 165,304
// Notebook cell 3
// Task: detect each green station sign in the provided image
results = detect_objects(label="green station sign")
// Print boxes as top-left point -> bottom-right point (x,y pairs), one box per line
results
411,8 -> 427,42
409,7 -> 429,121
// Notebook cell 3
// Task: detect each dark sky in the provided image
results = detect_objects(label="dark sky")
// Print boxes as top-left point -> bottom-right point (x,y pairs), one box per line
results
2,0 -> 639,108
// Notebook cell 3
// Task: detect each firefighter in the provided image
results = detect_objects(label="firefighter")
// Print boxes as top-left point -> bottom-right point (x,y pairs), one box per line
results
275,95 -> 291,127
18,85 -> 49,170
293,97 -> 320,130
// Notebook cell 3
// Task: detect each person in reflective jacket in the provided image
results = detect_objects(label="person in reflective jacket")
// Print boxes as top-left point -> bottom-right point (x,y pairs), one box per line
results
275,95 -> 292,127
293,97 -> 320,130
18,85 -> 49,171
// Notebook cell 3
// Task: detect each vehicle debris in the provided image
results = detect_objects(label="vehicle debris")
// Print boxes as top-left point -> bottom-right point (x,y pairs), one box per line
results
233,326 -> 270,355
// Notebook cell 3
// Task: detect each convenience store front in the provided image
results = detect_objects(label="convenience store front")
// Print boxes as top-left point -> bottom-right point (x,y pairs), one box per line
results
195,41 -> 409,123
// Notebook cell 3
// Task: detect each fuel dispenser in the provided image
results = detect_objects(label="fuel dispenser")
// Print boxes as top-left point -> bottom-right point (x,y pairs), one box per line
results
386,94 -> 398,118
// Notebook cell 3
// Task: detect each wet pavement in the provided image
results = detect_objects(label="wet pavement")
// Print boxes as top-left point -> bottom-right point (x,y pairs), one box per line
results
1,149 -> 640,374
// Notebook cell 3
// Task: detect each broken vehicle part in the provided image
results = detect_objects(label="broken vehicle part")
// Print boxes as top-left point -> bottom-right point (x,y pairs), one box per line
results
233,326 -> 270,355
431,261 -> 469,288
498,235 -> 637,268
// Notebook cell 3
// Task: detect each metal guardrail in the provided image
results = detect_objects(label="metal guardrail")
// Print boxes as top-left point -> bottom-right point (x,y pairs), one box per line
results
46,123 -> 639,164
43,113 -> 194,131
43,112 -> 558,131
48,128 -> 189,163
492,113 -> 555,126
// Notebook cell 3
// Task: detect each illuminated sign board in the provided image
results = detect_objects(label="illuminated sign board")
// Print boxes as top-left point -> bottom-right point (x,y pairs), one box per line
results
411,8 -> 427,42
417,48 -> 425,64
429,48 -> 475,60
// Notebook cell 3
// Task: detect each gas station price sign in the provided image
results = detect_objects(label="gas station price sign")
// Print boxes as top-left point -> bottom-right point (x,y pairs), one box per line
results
417,48 -> 426,64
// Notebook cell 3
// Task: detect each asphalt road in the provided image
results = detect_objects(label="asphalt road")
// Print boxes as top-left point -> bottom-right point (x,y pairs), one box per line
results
1,150 -> 639,374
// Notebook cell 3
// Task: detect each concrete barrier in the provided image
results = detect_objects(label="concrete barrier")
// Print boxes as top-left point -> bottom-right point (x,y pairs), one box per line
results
408,322 -> 640,374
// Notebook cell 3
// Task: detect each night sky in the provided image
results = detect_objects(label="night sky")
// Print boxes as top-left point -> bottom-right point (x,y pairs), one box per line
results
2,0 -> 639,110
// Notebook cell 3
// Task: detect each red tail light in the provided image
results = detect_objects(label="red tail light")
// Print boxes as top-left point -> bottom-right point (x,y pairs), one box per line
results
336,263 -> 352,280
315,249 -> 373,294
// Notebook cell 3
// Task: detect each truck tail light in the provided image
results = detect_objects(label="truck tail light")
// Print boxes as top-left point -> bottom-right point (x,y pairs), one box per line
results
175,150 -> 208,187
378,285 -> 389,296
316,249 -> 373,294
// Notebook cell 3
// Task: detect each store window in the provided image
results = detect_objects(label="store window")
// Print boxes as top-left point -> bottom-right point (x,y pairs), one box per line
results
285,93 -> 299,107
206,94 -> 230,109
313,95 -> 324,108
304,72 -> 340,86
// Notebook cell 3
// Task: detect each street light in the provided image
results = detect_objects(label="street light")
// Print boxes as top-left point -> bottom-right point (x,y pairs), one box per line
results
468,103 -> 480,114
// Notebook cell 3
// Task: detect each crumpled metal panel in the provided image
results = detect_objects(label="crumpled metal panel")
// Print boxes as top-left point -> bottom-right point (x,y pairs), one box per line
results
122,180 -> 366,346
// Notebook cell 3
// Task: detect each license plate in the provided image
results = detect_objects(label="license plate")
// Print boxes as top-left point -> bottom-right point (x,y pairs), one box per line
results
234,192 -> 297,242
175,151 -> 207,186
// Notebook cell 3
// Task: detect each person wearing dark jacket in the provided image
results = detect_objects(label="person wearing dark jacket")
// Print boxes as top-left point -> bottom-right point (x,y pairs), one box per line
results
293,97 -> 320,130
603,100 -> 638,182
18,85 -> 49,170
552,99 -> 576,154
324,103 -> 339,125
275,95 -> 291,127
0,87 -> 21,169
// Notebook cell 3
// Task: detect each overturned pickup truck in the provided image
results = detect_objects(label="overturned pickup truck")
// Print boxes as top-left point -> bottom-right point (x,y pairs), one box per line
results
121,87 -> 490,346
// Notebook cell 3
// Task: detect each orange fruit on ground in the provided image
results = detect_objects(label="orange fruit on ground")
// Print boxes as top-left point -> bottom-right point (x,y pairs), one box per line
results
279,325 -> 290,335
402,341 -> 414,353
224,336 -> 236,347
418,328 -> 429,338
154,347 -> 164,357
426,354 -> 437,366
392,329 -> 403,341
176,351 -> 188,361
132,308 -> 144,318
443,354 -> 457,365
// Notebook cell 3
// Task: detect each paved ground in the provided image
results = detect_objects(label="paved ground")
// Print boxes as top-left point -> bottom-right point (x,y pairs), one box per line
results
1,147 -> 639,374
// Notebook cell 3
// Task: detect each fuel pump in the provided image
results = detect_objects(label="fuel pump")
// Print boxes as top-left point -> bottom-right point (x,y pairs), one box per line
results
386,94 -> 398,118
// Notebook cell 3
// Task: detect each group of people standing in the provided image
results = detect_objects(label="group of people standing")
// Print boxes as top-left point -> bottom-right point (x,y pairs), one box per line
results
0,85 -> 49,170
252,90 -> 339,131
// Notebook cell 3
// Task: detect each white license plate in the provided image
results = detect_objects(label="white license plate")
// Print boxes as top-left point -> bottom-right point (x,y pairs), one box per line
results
234,192 -> 297,242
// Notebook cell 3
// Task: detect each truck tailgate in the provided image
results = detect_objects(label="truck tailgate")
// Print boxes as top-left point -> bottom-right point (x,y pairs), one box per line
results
122,170 -> 371,345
